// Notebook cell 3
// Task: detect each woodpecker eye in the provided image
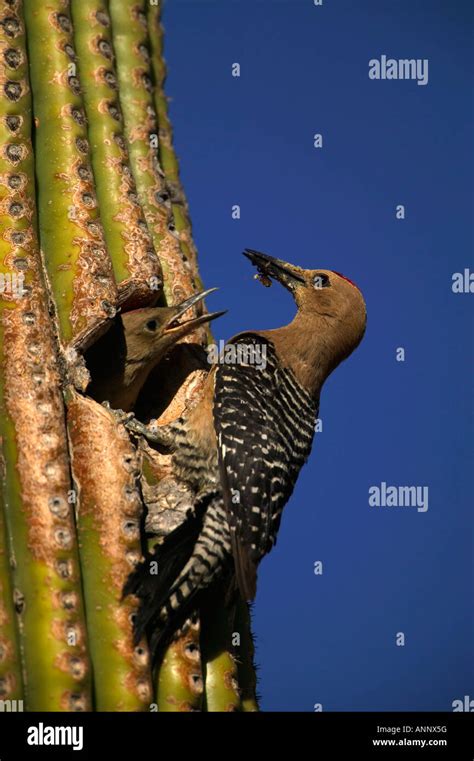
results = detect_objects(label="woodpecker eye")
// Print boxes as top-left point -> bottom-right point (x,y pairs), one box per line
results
313,273 -> 330,289
145,319 -> 158,332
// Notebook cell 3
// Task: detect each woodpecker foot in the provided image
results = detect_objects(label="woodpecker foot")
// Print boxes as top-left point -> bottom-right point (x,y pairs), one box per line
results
124,417 -> 151,437
101,401 -> 135,425
124,416 -> 174,449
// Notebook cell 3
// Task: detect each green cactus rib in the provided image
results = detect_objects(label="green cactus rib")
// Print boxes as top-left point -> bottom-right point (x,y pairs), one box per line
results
233,600 -> 259,711
0,490 -> 23,703
0,0 -> 92,710
23,0 -> 117,347
147,4 -> 202,287
156,619 -> 203,712
201,595 -> 241,712
146,3 -> 179,186
70,0 -> 163,309
203,649 -> 240,713
109,0 -> 195,307
67,392 -> 153,711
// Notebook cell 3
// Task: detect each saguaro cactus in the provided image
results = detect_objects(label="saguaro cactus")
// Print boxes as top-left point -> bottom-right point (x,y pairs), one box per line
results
0,0 -> 258,712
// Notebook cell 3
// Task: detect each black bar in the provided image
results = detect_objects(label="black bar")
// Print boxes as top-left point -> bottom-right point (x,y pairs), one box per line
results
0,711 -> 472,759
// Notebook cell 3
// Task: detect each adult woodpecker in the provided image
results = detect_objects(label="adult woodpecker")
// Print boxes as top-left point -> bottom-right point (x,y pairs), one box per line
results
86,289 -> 224,411
124,250 -> 367,661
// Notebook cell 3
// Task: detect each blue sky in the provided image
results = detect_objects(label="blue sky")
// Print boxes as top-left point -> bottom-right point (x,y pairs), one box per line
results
163,0 -> 473,711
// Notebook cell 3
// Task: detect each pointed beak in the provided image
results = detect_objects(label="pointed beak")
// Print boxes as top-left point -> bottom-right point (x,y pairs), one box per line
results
243,249 -> 306,291
163,288 -> 226,338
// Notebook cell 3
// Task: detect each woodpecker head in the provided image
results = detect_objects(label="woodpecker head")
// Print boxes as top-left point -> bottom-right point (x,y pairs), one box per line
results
86,289 -> 225,411
122,288 -> 225,368
243,249 -> 366,387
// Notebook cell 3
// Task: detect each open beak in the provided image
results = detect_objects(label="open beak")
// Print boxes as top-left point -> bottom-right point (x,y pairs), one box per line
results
243,249 -> 306,291
163,288 -> 226,338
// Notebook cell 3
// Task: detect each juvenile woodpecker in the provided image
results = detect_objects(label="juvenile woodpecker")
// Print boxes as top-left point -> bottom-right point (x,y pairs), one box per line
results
124,251 -> 367,661
86,289 -> 224,411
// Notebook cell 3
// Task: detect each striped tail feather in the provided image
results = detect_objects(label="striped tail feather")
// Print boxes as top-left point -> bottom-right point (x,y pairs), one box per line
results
124,495 -> 232,665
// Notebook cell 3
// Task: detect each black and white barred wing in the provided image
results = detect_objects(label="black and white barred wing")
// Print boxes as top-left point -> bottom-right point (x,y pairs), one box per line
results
213,334 -> 318,601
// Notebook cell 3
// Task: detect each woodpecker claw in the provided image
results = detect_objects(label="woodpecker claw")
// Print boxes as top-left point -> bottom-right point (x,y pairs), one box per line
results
101,402 -> 135,425
124,416 -> 150,437
124,416 -> 174,448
